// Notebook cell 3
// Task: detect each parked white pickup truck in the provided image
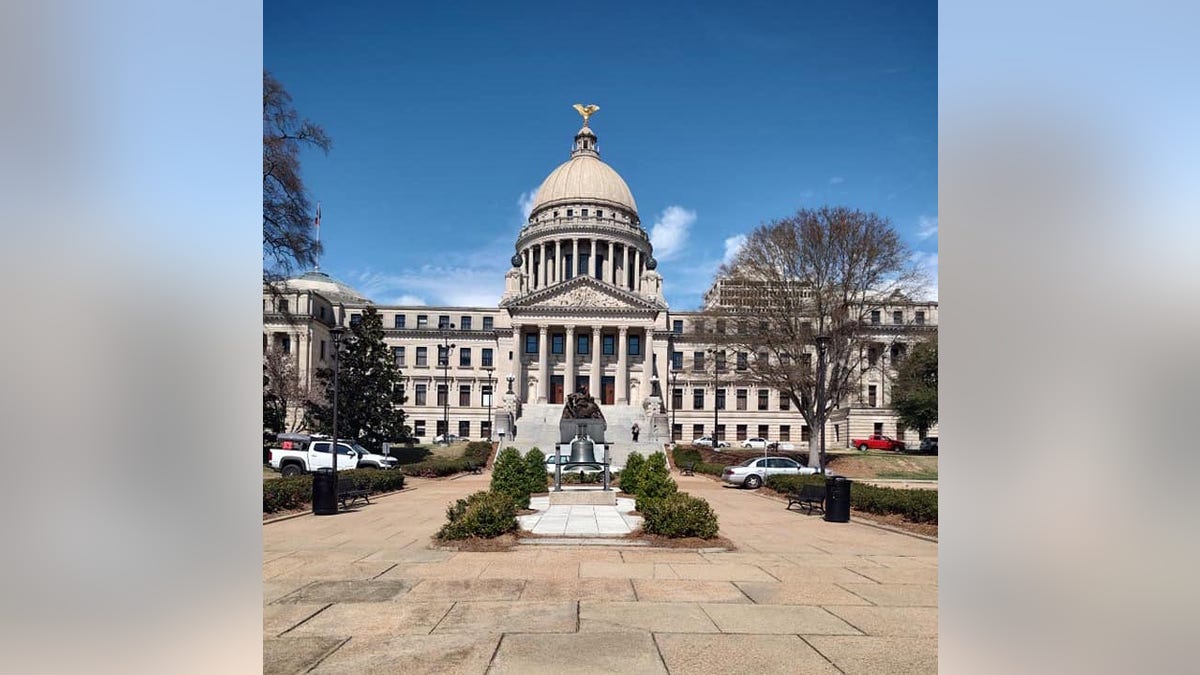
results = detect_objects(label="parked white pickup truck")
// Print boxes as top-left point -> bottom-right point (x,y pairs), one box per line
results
268,434 -> 398,477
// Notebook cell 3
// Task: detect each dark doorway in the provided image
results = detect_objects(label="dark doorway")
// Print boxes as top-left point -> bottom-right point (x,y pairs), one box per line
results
601,376 -> 615,405
551,376 -> 564,404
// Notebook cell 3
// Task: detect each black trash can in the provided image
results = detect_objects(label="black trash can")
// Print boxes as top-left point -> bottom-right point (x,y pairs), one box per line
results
824,476 -> 851,523
312,468 -> 338,515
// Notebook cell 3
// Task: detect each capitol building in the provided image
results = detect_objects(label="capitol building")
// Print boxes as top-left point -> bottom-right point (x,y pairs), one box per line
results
264,116 -> 938,459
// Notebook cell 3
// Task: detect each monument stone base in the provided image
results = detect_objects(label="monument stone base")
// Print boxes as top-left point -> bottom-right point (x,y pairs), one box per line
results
548,491 -> 618,506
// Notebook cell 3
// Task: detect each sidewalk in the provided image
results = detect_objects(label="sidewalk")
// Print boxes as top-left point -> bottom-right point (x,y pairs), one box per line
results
264,472 -> 936,674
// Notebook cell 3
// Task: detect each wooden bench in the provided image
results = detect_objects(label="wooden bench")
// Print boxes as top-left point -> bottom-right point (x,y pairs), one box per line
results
681,462 -> 696,476
786,484 -> 826,515
465,461 -> 483,475
337,476 -> 371,508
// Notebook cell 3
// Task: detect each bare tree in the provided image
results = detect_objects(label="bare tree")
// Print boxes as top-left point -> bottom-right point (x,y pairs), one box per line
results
264,70 -> 330,284
264,347 -> 308,433
702,206 -> 924,471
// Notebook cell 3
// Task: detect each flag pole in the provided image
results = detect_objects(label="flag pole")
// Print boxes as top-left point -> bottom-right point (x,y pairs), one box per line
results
314,202 -> 322,271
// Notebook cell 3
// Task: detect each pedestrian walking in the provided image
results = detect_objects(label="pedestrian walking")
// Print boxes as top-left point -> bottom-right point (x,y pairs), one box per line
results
631,423 -> 640,442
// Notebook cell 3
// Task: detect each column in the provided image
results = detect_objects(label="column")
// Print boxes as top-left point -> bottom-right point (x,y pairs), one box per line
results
635,248 -> 642,292
543,242 -> 550,288
608,240 -> 615,284
523,249 -> 530,289
512,324 -> 524,402
642,327 -> 655,399
565,325 -> 576,396
617,326 -> 629,404
572,238 -> 579,280
589,326 -> 602,397
537,325 -> 549,403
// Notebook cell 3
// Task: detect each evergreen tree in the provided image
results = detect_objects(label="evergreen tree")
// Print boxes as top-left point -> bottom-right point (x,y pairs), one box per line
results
619,451 -> 646,496
305,306 -> 408,452
891,338 -> 938,436
491,447 -> 530,507
523,448 -> 549,496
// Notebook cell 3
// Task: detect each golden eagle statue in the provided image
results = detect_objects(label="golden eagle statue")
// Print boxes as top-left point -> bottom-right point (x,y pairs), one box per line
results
573,103 -> 600,127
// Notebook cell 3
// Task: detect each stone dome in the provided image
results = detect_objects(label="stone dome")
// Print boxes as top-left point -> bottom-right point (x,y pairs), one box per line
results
287,270 -> 372,304
528,126 -> 638,216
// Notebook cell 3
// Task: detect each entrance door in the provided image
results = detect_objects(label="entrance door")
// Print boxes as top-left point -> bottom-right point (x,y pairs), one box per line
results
575,376 -> 589,397
601,376 -> 615,405
551,376 -> 564,404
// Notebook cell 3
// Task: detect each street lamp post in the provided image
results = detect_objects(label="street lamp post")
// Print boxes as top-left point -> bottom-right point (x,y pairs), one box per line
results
707,348 -> 720,445
669,364 -> 679,444
815,333 -> 831,474
439,323 -> 456,445
483,366 -> 495,440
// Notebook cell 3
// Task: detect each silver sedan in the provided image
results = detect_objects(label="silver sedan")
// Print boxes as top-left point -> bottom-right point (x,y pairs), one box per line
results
721,456 -> 818,489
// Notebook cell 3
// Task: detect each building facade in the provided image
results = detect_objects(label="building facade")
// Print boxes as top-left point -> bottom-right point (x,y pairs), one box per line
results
263,117 -> 938,449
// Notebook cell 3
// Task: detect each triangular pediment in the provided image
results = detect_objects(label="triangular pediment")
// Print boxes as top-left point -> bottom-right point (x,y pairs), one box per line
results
503,275 -> 663,312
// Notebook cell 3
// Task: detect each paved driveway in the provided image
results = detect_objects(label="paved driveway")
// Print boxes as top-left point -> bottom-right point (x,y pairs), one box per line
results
264,472 -> 937,674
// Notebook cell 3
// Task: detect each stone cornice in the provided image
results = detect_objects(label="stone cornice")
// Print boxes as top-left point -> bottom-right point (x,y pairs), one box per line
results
515,220 -> 650,251
382,329 -> 500,341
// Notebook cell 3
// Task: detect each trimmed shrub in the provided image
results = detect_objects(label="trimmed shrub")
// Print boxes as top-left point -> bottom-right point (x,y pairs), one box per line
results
263,469 -> 405,513
619,451 -> 646,496
491,447 -> 532,507
640,493 -> 720,539
401,457 -> 471,477
437,490 -> 518,540
559,470 -> 613,485
524,448 -> 549,495
671,446 -> 702,468
764,475 -> 939,524
636,452 -> 678,506
463,441 -> 493,466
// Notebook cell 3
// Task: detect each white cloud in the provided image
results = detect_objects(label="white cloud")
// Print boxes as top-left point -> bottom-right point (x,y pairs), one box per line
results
517,188 -> 538,220
722,234 -> 747,265
917,215 -> 938,240
390,294 -> 426,306
911,251 -> 939,300
829,176 -> 844,185
649,205 -> 696,261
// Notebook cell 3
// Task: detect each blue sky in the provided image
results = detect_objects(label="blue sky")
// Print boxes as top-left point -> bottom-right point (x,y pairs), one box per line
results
266,0 -> 937,309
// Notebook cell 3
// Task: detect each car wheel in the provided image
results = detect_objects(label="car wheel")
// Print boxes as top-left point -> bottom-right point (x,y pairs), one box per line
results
857,443 -> 869,452
744,474 -> 762,489
281,464 -> 303,477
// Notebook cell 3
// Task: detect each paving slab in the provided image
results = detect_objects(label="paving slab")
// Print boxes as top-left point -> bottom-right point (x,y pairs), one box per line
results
760,565 -> 876,584
357,548 -> 456,564
700,603 -> 862,635
310,633 -> 501,674
862,555 -> 939,569
619,550 -> 709,564
631,580 -> 751,604
669,563 -> 778,582
433,601 -> 577,634
806,636 -> 938,674
579,561 -> 678,579
480,560 -> 579,579
846,565 -> 939,585
838,583 -> 939,607
520,578 -> 636,601
377,560 -> 488,580
822,606 -> 938,637
534,549 -> 624,564
489,632 -> 667,674
655,633 -> 841,674
264,602 -> 329,636
287,601 -> 454,637
263,636 -> 346,675
274,579 -> 414,604
403,578 -> 525,602
735,581 -> 873,606
579,601 -> 720,633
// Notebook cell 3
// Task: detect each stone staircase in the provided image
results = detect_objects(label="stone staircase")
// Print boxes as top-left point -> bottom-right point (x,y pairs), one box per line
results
507,403 -> 666,470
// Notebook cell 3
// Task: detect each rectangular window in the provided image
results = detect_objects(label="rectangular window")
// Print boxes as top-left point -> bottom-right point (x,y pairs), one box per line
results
320,340 -> 327,361
458,420 -> 470,438
736,389 -> 747,411
278,298 -> 288,313
577,334 -> 589,355
893,310 -> 903,325
868,346 -> 879,367
780,425 -> 791,442
757,389 -> 769,411
414,420 -> 426,437
602,334 -> 615,355
437,345 -> 450,367
482,348 -> 494,367
566,208 -> 574,217
757,351 -> 769,366
716,425 -> 726,441
460,316 -> 472,330
714,351 -> 726,371
672,424 -> 682,442
459,348 -> 471,367
438,315 -> 450,329
716,319 -> 726,334
758,424 -> 769,439
800,353 -> 811,371
459,385 -> 470,407
891,343 -> 907,363
736,424 -> 748,441
415,384 -> 427,406
597,210 -> 603,218
525,334 -> 538,354
436,420 -> 447,437
437,385 -> 448,407
416,347 -> 428,367
483,316 -> 494,330
693,319 -> 706,334
693,352 -> 705,371
874,422 -> 884,435
481,385 -> 493,407
737,352 -> 748,370
871,310 -> 881,325
581,208 -> 588,217
394,314 -> 405,328
481,420 -> 492,439
868,385 -> 878,407
716,389 -> 726,410
551,333 -> 565,354
896,423 -> 906,441
672,388 -> 683,409
417,314 -> 428,328
801,425 -> 811,442
578,253 -> 589,276
349,314 -> 362,327
693,388 -> 705,410
915,311 -> 925,325
627,335 -> 640,356
672,319 -> 683,334
693,424 -> 705,439
393,346 -> 405,366
671,351 -> 683,370
780,392 -> 790,411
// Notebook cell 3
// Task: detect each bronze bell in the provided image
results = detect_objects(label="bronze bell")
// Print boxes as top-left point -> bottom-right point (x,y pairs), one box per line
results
569,435 -> 597,465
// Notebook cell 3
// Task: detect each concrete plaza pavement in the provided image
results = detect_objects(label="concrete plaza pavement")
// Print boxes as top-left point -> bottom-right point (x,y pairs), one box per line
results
264,471 -> 937,674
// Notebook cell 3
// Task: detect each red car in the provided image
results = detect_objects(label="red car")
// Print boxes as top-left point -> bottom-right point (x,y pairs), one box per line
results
853,434 -> 906,452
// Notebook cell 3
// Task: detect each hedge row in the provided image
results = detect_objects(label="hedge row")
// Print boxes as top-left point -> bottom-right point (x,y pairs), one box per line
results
639,493 -> 720,539
670,447 -> 733,477
401,457 -> 473,477
764,475 -> 938,523
263,470 -> 406,513
463,441 -> 494,466
437,490 -> 518,540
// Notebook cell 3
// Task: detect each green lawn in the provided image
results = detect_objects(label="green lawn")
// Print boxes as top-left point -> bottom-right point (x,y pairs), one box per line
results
826,453 -> 938,480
